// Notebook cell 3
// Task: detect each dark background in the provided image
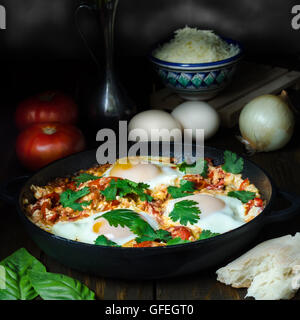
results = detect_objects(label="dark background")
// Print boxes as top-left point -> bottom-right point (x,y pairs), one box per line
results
0,0 -> 300,135
1,0 -> 300,59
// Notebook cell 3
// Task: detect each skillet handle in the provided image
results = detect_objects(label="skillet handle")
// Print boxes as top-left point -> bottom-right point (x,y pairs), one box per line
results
264,190 -> 300,224
0,175 -> 30,205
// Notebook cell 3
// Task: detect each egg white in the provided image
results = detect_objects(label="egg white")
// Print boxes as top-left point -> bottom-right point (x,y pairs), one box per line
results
163,193 -> 246,234
103,160 -> 184,190
52,209 -> 160,245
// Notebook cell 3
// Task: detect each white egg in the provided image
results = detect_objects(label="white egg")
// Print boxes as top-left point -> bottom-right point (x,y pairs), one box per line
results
103,159 -> 184,190
52,210 -> 160,245
128,110 -> 182,141
171,101 -> 220,140
164,193 -> 245,234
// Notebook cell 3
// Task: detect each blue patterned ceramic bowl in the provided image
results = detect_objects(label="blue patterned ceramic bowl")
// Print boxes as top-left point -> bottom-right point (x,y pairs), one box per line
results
149,38 -> 243,100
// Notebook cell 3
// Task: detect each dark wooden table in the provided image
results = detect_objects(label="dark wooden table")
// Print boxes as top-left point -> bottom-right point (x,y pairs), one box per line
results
1,105 -> 300,300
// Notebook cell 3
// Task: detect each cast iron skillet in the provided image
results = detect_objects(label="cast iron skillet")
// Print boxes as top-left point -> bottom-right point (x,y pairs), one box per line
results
1,145 -> 300,280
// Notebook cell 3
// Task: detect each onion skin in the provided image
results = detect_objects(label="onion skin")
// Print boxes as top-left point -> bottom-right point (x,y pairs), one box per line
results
239,94 -> 295,152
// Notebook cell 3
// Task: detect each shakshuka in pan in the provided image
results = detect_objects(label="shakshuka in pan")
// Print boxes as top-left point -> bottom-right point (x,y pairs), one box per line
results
23,151 -> 265,247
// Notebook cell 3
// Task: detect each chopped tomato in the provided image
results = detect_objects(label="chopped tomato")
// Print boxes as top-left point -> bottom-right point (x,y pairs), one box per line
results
208,171 -> 214,179
41,200 -> 51,216
89,177 -> 119,190
254,198 -> 264,207
239,178 -> 249,191
245,197 -> 263,215
245,200 -> 254,215
134,241 -> 161,248
44,192 -> 60,204
205,157 -> 213,166
183,175 -> 207,189
145,201 -> 162,216
111,200 -> 120,206
167,226 -> 192,240
206,178 -> 225,190
40,199 -> 59,222
66,181 -> 77,191
46,212 -> 59,223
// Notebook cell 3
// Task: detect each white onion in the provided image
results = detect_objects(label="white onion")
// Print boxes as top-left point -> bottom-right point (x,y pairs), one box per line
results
239,92 -> 295,152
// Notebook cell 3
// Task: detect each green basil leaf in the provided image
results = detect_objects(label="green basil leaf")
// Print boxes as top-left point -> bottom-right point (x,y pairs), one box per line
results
0,248 -> 46,300
28,271 -> 95,300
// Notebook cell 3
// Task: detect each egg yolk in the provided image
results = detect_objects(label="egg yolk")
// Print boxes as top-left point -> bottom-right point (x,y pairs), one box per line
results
93,221 -> 103,233
92,218 -> 134,240
109,162 -> 161,183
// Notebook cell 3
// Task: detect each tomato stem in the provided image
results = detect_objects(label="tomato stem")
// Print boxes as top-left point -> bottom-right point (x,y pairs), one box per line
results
43,127 -> 56,135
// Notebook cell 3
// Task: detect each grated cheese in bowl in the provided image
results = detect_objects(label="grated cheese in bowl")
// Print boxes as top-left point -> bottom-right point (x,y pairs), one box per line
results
153,27 -> 240,64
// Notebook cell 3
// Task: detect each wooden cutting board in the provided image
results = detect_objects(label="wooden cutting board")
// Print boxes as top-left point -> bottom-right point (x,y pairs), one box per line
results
150,61 -> 300,127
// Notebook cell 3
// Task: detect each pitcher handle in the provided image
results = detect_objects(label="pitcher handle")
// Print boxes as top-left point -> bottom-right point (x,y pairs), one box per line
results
75,4 -> 100,67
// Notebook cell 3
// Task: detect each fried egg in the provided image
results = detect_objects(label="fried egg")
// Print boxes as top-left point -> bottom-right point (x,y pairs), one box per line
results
103,158 -> 183,189
52,210 -> 159,245
163,193 -> 246,234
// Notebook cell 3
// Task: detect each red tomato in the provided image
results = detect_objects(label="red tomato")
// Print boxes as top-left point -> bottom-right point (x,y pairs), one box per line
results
167,226 -> 192,240
16,123 -> 86,171
133,241 -> 163,248
15,91 -> 78,130
239,178 -> 250,191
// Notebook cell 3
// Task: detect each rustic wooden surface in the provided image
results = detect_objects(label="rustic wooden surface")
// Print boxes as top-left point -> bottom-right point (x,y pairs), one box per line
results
150,61 -> 300,127
1,105 -> 300,300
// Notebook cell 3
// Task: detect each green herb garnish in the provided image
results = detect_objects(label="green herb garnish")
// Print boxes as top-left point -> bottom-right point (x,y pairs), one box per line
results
94,235 -> 120,247
59,187 -> 91,211
97,209 -> 156,238
178,158 -> 208,177
74,173 -> 100,187
222,150 -> 244,174
101,179 -> 118,201
166,237 -> 191,246
169,200 -> 201,226
167,180 -> 196,199
227,190 -> 256,203
135,229 -> 172,244
198,229 -> 220,240
101,179 -> 153,202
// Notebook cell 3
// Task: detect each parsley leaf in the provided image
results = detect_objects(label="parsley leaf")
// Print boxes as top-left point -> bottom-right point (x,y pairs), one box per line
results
101,179 -> 118,201
167,180 -> 196,199
222,150 -> 244,174
136,229 -> 172,244
74,173 -> 100,186
227,190 -> 256,203
166,237 -> 191,246
101,179 -> 153,202
169,200 -> 201,226
59,187 -> 91,211
98,209 -> 157,238
94,235 -> 120,247
198,229 -> 220,240
178,159 -> 208,177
